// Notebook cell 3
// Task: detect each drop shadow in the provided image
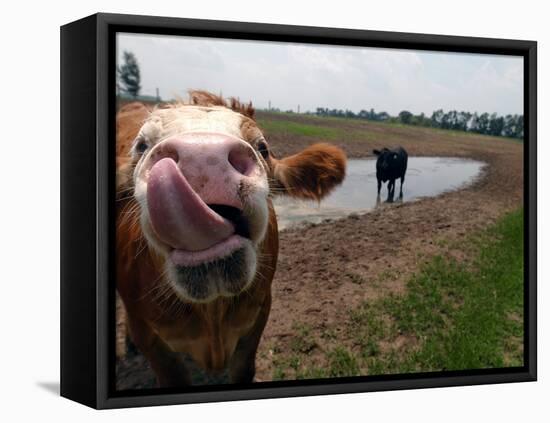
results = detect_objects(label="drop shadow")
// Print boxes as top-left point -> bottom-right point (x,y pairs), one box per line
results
36,381 -> 60,396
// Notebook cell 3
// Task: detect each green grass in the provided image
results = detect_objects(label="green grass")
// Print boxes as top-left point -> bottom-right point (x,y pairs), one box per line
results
257,118 -> 342,140
257,111 -> 521,144
404,208 -> 525,371
272,208 -> 524,380
326,347 -> 360,377
290,323 -> 317,354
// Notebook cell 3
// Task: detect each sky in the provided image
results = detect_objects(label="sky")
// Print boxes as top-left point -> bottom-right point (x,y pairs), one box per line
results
117,33 -> 524,116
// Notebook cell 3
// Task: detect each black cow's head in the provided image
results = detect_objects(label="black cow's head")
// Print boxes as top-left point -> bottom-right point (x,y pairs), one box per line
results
373,148 -> 399,172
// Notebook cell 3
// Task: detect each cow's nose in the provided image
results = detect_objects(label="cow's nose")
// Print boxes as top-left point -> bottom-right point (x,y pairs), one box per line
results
227,142 -> 257,177
146,133 -> 260,206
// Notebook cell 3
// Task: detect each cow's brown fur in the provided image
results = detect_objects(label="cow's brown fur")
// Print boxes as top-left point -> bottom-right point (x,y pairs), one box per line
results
115,93 -> 345,386
272,143 -> 347,201
116,102 -> 150,194
189,89 -> 256,119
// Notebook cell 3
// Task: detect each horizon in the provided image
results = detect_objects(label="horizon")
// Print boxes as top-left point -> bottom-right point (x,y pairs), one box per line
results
117,33 -> 523,117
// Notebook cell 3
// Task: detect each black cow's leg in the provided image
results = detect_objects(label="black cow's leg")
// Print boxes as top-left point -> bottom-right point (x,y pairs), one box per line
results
399,175 -> 405,198
377,178 -> 382,196
387,180 -> 394,203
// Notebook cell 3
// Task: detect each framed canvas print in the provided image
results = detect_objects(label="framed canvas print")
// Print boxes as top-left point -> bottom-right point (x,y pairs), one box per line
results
60,13 -> 537,409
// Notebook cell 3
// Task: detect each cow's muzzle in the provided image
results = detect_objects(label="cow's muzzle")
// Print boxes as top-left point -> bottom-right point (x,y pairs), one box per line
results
143,132 -> 263,266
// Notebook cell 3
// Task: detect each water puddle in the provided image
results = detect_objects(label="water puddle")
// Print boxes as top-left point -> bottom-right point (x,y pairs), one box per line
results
274,157 -> 485,230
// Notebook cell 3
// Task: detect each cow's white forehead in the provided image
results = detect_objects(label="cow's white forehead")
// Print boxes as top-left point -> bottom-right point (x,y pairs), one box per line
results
140,105 -> 245,142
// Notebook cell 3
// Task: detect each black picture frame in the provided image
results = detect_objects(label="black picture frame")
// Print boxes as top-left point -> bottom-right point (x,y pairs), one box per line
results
60,12 -> 537,409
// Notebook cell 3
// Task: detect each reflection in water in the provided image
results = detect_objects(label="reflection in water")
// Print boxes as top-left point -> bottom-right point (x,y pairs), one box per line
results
274,157 -> 485,230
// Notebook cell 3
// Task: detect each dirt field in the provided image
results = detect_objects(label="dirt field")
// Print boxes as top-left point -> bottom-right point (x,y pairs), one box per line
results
116,112 -> 523,388
251,112 -> 524,380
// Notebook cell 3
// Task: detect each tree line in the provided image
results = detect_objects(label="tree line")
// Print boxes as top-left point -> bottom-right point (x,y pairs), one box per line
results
314,107 -> 523,139
118,50 -> 523,140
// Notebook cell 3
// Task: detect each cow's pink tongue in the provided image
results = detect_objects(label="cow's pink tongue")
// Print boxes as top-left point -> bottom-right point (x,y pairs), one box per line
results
147,158 -> 234,252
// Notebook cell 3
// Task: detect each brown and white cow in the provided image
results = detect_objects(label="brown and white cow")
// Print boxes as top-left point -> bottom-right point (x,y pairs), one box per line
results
116,91 -> 346,386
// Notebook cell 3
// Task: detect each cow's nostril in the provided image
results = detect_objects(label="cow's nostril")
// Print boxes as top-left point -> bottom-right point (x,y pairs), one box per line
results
228,145 -> 256,176
164,146 -> 180,164
150,144 -> 179,168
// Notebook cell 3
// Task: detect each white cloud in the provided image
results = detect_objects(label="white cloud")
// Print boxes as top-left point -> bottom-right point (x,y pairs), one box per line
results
117,33 -> 523,116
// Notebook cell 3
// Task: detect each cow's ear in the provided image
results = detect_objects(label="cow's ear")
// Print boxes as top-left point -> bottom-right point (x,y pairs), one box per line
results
271,143 -> 346,201
372,149 -> 381,156
116,102 -> 150,198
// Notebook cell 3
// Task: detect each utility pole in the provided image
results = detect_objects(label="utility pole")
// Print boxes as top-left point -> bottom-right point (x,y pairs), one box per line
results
268,100 -> 271,111
156,87 -> 160,102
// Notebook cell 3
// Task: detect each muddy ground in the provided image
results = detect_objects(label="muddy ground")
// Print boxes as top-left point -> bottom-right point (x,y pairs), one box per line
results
116,113 -> 523,388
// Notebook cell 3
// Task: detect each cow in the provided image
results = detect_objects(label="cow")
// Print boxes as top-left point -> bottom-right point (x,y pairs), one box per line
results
373,147 -> 408,203
116,91 -> 346,387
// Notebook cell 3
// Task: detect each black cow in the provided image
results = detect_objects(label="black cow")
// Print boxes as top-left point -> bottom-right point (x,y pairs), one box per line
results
373,147 -> 408,202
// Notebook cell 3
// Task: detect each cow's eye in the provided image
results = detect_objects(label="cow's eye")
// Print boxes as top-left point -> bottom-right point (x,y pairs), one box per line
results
257,140 -> 269,159
135,140 -> 148,154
